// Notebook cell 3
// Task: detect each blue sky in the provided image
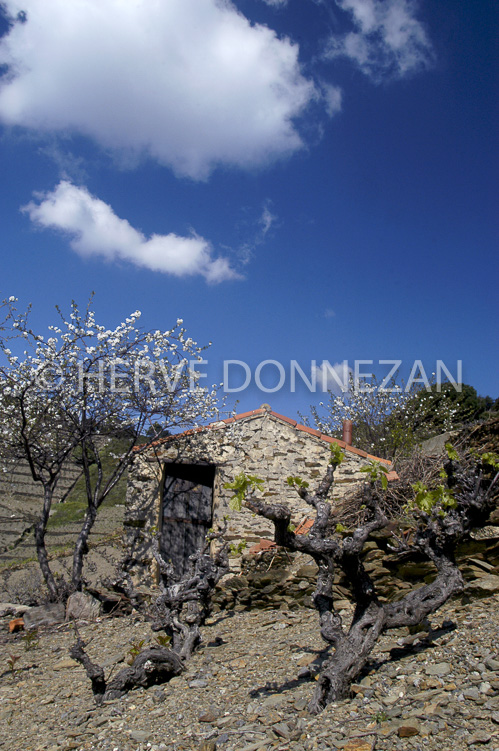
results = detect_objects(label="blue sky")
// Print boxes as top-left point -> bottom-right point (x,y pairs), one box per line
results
0,0 -> 497,419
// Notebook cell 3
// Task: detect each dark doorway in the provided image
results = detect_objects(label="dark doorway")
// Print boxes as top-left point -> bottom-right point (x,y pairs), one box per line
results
160,463 -> 216,577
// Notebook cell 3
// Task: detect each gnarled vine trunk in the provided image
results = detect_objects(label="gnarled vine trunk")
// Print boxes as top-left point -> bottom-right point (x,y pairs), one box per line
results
70,639 -> 184,703
245,452 -> 497,713
72,523 -> 229,701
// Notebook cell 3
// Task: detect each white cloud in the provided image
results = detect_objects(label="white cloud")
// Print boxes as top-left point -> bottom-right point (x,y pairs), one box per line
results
0,0 -> 317,179
321,83 -> 343,117
234,200 -> 278,266
22,181 -> 239,283
259,201 -> 277,237
38,142 -> 88,183
326,0 -> 434,81
260,0 -> 289,7
312,361 -> 352,394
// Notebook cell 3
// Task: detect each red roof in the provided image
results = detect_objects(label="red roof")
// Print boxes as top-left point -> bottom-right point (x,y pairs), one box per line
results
139,407 -> 394,468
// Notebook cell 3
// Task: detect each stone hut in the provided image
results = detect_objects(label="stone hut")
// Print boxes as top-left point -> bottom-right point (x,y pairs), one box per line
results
124,405 -> 395,582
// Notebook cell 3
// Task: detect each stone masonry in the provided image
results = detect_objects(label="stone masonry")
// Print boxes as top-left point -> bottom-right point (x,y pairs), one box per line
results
124,406 -> 395,582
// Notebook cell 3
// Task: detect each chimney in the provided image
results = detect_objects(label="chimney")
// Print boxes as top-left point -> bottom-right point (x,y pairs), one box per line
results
342,419 -> 353,445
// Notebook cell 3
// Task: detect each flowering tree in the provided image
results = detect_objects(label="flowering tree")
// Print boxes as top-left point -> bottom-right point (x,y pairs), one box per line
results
0,297 -> 221,601
302,373 -> 461,459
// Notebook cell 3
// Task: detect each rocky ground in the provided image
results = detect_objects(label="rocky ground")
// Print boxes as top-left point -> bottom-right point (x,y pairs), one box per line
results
0,590 -> 498,751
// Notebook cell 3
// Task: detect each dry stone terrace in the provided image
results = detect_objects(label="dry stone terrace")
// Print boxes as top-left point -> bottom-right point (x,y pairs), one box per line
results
0,458 -> 82,558
124,406 -> 396,583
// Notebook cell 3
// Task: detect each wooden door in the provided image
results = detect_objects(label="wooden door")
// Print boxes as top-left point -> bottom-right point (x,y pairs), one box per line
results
160,464 -> 215,578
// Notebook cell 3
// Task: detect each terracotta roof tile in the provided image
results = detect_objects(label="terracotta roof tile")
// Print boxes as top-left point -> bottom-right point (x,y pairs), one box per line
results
366,452 -> 391,466
247,538 -> 277,555
342,444 -> 369,459
270,411 -> 297,427
225,409 -> 264,421
294,518 -> 315,535
320,434 -> 346,448
295,424 -> 322,438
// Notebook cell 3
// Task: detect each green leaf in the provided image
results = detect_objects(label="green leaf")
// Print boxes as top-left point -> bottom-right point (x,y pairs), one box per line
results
445,443 -> 459,461
481,452 -> 499,471
229,540 -> 247,556
155,634 -> 171,647
330,443 -> 345,465
361,461 -> 389,487
229,495 -> 242,512
286,476 -> 309,489
410,480 -> 456,514
224,473 -> 264,511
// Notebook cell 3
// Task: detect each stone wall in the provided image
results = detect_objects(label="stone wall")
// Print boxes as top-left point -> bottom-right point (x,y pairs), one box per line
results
124,408 -> 393,582
211,525 -> 499,613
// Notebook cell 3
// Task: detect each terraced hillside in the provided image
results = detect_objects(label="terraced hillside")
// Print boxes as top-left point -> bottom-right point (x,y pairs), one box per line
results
0,440 -> 129,599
